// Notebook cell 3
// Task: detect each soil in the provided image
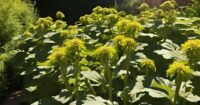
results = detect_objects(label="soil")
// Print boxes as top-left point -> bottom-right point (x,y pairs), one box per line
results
2,90 -> 24,105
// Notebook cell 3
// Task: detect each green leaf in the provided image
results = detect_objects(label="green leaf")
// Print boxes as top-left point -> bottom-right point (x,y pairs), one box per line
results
82,95 -> 117,105
0,61 -> 4,73
117,55 -> 126,66
180,92 -> 200,102
142,88 -> 168,98
44,32 -> 58,38
26,86 -> 37,92
43,39 -> 55,44
52,89 -> 72,104
150,78 -> 174,100
129,76 -> 146,103
81,71 -> 106,85
25,54 -> 35,60
31,101 -> 39,105
139,33 -> 158,38
135,43 -> 148,51
154,39 -> 187,60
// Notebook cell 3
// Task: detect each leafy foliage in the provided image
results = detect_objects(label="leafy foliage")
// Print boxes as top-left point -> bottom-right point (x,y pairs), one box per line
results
5,1 -> 200,105
0,0 -> 36,46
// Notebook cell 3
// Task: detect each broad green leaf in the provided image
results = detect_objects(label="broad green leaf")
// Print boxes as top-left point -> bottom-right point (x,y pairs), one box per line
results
81,71 -> 106,84
117,55 -> 126,66
44,32 -> 58,38
82,95 -> 117,105
139,33 -> 158,38
25,54 -> 35,60
31,101 -> 39,105
135,43 -> 148,51
52,89 -> 72,104
0,61 -> 4,73
150,78 -> 174,100
129,76 -> 146,103
26,86 -> 37,92
43,39 -> 55,44
180,92 -> 200,102
142,88 -> 168,98
154,39 -> 187,60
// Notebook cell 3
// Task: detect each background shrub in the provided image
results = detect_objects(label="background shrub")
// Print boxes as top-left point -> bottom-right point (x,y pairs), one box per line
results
0,0 -> 36,47
184,0 -> 200,17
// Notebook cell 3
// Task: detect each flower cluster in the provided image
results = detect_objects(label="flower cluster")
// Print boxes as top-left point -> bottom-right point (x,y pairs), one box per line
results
92,45 -> 116,63
65,38 -> 87,58
181,39 -> 200,60
46,47 -> 68,66
154,9 -> 165,18
139,58 -> 156,73
166,61 -> 194,81
139,3 -> 150,12
92,6 -> 118,15
113,35 -> 137,52
23,14 -> 68,37
35,17 -> 53,31
56,11 -> 65,19
105,14 -> 120,23
79,15 -> 94,24
58,25 -> 78,38
117,19 -> 143,38
160,0 -> 176,11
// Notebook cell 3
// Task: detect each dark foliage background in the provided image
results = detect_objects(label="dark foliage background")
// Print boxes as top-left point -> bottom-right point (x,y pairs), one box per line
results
32,0 -> 114,24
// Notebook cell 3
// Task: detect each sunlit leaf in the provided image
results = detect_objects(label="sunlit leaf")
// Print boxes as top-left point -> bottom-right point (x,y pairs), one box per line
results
81,71 -> 106,85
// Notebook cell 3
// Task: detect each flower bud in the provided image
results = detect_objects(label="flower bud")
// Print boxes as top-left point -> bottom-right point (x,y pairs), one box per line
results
166,61 -> 193,81
56,11 -> 65,19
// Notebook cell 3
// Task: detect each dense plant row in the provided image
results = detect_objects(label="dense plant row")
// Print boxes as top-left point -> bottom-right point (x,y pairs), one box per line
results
0,0 -> 36,100
2,0 -> 200,105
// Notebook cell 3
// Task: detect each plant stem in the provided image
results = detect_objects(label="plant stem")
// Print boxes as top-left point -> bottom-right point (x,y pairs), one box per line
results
75,71 -> 80,101
173,74 -> 182,105
123,51 -> 130,105
104,62 -> 112,101
145,67 -> 150,77
60,66 -> 69,89
74,52 -> 80,101
85,79 -> 96,95
114,0 -> 118,9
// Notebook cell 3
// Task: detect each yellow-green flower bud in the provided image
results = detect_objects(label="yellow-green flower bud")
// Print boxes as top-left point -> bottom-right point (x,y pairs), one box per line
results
121,37 -> 137,51
166,61 -> 194,81
23,31 -> 32,37
105,14 -> 119,22
65,38 -> 86,57
47,47 -> 68,65
93,45 -> 116,62
139,3 -> 150,11
117,19 -> 143,38
160,0 -> 176,11
181,39 -> 200,60
117,19 -> 131,33
139,58 -> 156,74
56,11 -> 65,19
113,35 -> 126,46
79,15 -> 94,24
55,20 -> 67,29
126,21 -> 144,38
155,9 -> 165,18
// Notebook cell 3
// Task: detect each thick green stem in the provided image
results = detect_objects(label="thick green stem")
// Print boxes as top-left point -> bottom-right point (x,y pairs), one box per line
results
75,71 -> 80,100
85,79 -> 96,95
60,66 -> 69,89
104,63 -> 113,101
123,51 -> 130,105
173,74 -> 182,105
145,67 -> 150,77
114,0 -> 118,9
74,52 -> 80,101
